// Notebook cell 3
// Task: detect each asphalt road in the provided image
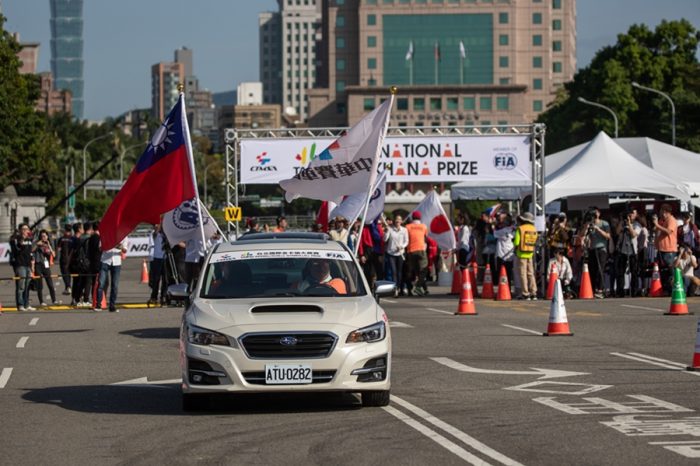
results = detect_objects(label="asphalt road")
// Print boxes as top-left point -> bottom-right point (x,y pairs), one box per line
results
1,262 -> 699,465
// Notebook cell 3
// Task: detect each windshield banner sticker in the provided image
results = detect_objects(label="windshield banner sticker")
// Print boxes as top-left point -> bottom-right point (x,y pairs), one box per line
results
210,250 -> 353,263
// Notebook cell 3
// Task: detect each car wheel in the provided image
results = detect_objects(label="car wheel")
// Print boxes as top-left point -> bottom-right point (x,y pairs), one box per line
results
361,390 -> 390,407
182,393 -> 209,411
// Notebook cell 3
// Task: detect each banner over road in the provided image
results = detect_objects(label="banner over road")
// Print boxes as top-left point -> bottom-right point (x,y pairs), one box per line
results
240,135 -> 531,184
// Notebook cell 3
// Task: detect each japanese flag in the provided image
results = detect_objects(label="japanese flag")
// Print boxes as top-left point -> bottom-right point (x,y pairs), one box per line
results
413,191 -> 456,250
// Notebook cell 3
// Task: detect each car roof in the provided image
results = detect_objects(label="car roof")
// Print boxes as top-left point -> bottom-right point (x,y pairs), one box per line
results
216,232 -> 348,253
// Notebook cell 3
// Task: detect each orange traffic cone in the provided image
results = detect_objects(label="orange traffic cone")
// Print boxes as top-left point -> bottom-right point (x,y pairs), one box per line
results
648,262 -> 664,297
450,267 -> 463,295
455,268 -> 478,315
141,259 -> 149,284
546,262 -> 559,300
666,268 -> 692,316
578,263 -> 594,299
481,264 -> 495,299
687,319 -> 700,371
496,265 -> 512,301
543,280 -> 573,336
469,261 -> 479,298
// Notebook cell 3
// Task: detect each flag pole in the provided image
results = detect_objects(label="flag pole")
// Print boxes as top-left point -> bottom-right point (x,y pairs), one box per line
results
178,83 -> 208,249
354,87 -> 395,256
460,55 -> 464,85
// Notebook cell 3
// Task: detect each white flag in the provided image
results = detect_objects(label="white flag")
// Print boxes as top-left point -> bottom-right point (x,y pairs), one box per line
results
162,198 -> 218,245
330,171 -> 387,225
280,97 -> 393,202
405,41 -> 414,61
459,41 -> 466,59
413,191 -> 456,250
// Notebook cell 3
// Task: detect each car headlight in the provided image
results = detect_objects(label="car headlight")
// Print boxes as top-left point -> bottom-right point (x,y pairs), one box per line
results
187,324 -> 231,346
346,321 -> 386,343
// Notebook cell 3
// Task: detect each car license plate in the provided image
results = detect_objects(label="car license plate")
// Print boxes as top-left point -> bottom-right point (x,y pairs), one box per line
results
265,364 -> 312,384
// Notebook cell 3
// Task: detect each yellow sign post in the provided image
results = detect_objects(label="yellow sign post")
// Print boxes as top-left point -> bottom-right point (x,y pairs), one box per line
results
224,206 -> 242,222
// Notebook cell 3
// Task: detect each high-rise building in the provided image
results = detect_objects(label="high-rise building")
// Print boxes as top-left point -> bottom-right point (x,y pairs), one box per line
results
175,46 -> 193,78
308,0 -> 576,127
259,0 -> 322,121
15,34 -> 40,75
50,0 -> 84,119
36,72 -> 72,116
151,61 -> 185,121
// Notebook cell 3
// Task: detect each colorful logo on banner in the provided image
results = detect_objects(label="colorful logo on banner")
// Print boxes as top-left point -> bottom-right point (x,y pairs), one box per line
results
256,152 -> 271,166
251,151 -> 277,172
294,140 -> 338,167
493,152 -> 518,170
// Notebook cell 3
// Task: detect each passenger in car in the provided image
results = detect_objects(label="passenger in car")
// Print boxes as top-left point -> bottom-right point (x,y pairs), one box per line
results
294,259 -> 347,294
209,262 -> 253,297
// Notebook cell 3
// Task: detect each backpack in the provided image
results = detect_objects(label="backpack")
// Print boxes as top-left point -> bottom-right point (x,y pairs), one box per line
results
73,239 -> 91,273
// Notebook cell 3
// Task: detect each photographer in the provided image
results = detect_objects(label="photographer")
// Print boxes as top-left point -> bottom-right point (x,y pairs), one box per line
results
653,204 -> 678,294
614,208 -> 641,297
581,207 -> 610,299
673,245 -> 700,296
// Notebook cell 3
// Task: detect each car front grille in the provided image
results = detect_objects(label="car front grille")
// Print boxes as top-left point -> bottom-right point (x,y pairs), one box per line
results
242,370 -> 337,385
239,332 -> 338,359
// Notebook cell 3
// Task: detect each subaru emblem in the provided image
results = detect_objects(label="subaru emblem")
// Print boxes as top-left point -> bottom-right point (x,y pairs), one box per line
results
280,336 -> 298,346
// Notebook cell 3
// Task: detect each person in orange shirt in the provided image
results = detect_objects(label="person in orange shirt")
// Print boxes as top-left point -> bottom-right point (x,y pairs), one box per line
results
653,203 -> 678,293
405,211 -> 429,296
295,259 -> 347,295
273,216 -> 288,233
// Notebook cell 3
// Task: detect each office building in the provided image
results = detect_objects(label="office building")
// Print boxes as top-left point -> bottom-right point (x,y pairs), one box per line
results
309,0 -> 576,127
237,82 -> 263,106
36,72 -> 72,116
151,61 -> 185,121
15,34 -> 40,74
175,46 -> 193,77
50,0 -> 84,119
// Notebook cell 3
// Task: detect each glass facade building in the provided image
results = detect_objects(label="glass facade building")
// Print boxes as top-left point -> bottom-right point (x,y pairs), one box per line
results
50,0 -> 84,119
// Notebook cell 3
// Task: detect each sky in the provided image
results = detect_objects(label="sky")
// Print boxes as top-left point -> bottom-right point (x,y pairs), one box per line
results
4,0 -> 699,121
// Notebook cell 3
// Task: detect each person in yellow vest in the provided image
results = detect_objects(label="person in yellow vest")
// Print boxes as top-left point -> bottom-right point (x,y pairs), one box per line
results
513,211 -> 539,300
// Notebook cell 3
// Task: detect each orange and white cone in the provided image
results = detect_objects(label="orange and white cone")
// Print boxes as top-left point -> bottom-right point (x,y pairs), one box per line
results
578,263 -> 594,299
450,266 -> 463,295
546,262 -> 559,300
455,268 -> 478,315
648,262 -> 664,297
543,280 -> 573,336
481,264 -> 495,299
496,265 -> 512,301
469,261 -> 479,298
687,319 -> 700,371
141,259 -> 149,284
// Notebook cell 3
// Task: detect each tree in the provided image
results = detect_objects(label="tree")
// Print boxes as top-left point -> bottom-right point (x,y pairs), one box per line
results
538,20 -> 700,153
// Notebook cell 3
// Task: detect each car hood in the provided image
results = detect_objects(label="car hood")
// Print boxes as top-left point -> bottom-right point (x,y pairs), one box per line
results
189,295 -> 382,333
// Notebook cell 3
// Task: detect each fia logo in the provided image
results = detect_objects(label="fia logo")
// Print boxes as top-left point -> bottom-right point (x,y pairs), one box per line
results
493,153 -> 517,170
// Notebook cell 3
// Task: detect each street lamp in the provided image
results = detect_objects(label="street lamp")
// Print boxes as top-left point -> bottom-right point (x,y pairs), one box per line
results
203,162 -> 220,207
82,132 -> 114,200
631,81 -> 676,146
119,142 -> 148,183
577,97 -> 618,138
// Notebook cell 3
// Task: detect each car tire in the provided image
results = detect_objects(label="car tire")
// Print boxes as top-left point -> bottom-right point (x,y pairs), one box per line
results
182,393 -> 209,411
361,390 -> 390,407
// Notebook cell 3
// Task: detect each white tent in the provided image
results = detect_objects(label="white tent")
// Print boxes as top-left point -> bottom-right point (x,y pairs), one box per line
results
545,132 -> 692,202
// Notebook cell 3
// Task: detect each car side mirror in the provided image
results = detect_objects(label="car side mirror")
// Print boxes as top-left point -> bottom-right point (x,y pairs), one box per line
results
373,280 -> 396,303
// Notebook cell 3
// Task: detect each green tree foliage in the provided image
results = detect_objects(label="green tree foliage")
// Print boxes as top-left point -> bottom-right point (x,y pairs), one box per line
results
538,20 -> 700,153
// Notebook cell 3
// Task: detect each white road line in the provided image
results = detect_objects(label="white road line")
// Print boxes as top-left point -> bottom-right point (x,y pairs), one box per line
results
382,299 -> 398,304
29,318 -> 39,326
382,406 -> 493,465
389,321 -> 414,328
16,337 -> 29,348
427,307 -> 454,315
391,396 -> 523,466
0,368 -> 13,388
620,304 -> 664,313
501,324 -> 542,335
627,352 -> 687,368
611,352 -> 700,376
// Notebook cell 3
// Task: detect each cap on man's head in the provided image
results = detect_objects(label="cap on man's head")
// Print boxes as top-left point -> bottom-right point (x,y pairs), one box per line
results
412,211 -> 422,220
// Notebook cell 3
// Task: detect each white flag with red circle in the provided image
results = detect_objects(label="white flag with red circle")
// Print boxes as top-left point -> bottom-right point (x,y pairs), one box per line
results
413,191 -> 456,250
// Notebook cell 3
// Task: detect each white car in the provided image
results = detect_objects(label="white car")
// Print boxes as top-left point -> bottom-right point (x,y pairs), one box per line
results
172,232 -> 395,411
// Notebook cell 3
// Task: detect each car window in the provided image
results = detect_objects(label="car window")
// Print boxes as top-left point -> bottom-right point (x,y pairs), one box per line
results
200,249 -> 367,298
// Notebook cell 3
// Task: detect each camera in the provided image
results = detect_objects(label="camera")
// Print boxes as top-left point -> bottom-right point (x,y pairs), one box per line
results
583,209 -> 597,223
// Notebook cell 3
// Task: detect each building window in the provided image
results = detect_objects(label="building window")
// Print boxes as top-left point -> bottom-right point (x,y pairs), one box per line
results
499,56 -> 509,68
499,77 -> 510,84
336,81 -> 346,92
533,100 -> 543,112
368,77 -> 377,86
553,61 -> 562,73
367,35 -> 377,47
480,96 -> 492,110
463,96 -> 475,110
336,15 -> 345,27
337,102 -> 346,114
447,97 -> 458,110
368,58 -> 377,69
533,56 -> 543,68
337,0 -> 345,5
414,97 -> 425,111
552,19 -> 562,30
364,97 -> 375,110
499,12 -> 508,24
336,37 -> 345,49
499,34 -> 509,46
532,13 -> 542,24
552,0 -> 561,8
553,40 -> 562,51
397,98 -> 409,110
532,34 -> 542,46
533,78 -> 543,90
496,96 -> 509,111
366,0 -> 377,3
336,59 -> 346,70
367,14 -> 376,25
430,97 -> 442,111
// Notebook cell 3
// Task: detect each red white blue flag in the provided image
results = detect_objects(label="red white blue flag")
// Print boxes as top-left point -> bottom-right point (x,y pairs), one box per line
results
100,94 -> 196,251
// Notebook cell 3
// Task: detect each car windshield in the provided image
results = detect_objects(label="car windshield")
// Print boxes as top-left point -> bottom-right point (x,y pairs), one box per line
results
200,248 -> 367,299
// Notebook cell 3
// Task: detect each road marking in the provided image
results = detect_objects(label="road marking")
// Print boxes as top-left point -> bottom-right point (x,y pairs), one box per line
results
382,406 -> 492,465
627,352 -> 686,368
431,357 -> 588,380
16,337 -> 29,348
426,307 -> 453,315
620,304 -> 664,313
501,324 -> 541,335
111,377 -> 182,388
391,396 -> 523,466
505,381 -> 611,395
611,352 -> 700,376
29,318 -> 39,326
0,368 -> 13,388
534,394 -> 693,415
389,321 -> 414,328
382,299 -> 398,304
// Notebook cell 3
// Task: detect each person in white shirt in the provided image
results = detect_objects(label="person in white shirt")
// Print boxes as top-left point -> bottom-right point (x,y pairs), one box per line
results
673,246 -> 700,295
547,248 -> 574,296
382,214 -> 409,295
148,225 -> 166,305
493,213 -> 516,289
329,217 -> 349,243
185,237 -> 211,290
96,234 -> 127,313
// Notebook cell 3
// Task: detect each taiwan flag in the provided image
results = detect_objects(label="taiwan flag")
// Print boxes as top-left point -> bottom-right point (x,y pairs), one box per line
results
100,94 -> 196,251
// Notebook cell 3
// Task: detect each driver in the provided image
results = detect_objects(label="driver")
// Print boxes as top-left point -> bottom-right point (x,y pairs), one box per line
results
295,259 -> 347,295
